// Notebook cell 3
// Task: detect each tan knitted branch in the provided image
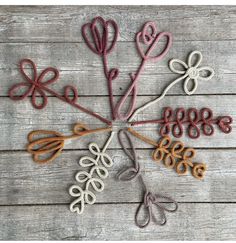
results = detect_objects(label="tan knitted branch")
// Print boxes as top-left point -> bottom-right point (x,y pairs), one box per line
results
127,128 -> 206,179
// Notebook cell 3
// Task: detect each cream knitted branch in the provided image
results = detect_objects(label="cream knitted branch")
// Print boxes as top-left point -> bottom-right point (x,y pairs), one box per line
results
69,132 -> 115,214
129,51 -> 215,122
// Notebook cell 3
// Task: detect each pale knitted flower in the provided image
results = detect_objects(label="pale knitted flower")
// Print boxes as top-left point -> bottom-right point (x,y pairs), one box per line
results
169,50 -> 215,95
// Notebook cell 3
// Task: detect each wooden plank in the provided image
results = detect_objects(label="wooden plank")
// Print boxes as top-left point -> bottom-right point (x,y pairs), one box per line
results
1,70 -> 236,96
0,6 -> 235,42
0,149 -> 235,205
0,41 -> 235,74
0,95 -> 235,150
0,203 -> 235,240
0,6 -> 235,240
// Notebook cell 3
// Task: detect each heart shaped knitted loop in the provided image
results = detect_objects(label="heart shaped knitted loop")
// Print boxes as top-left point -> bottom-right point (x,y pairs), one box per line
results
131,107 -> 233,139
69,132 -> 115,215
218,116 -> 233,133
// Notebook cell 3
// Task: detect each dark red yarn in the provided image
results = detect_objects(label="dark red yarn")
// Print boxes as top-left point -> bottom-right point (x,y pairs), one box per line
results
82,17 -> 172,121
8,59 -> 112,125
130,107 -> 233,139
82,16 -> 119,120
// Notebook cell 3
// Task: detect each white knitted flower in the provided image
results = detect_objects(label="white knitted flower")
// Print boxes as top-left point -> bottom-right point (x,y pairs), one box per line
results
169,50 -> 215,95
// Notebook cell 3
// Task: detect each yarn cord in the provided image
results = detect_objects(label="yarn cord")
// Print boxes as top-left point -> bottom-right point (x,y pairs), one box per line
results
127,127 -> 207,179
8,59 -> 111,125
69,131 -> 115,214
129,50 -> 215,122
82,16 -> 119,120
117,129 -> 178,228
129,107 -> 233,139
114,23 -> 172,121
114,59 -> 147,120
129,74 -> 188,121
27,123 -> 112,163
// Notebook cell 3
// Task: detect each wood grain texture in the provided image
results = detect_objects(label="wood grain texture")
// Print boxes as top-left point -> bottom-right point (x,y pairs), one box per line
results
0,41 -> 235,73
0,203 -> 235,240
1,95 -> 235,150
0,6 -> 235,42
0,149 -> 235,205
1,70 -> 236,97
0,5 -> 235,241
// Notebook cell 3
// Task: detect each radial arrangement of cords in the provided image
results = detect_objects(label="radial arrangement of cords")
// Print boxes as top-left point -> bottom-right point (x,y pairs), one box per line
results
8,16 -> 233,229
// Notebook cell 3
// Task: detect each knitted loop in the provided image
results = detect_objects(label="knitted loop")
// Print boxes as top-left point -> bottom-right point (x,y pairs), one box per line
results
135,196 -> 151,228
192,163 -> 207,179
152,136 -> 171,162
175,148 -> 195,175
84,190 -> 97,205
82,16 -> 118,55
69,185 -> 85,214
9,59 -> 59,109
115,21 -> 172,121
175,160 -> 193,175
127,128 -> 206,179
64,85 -> 79,104
82,17 -> 119,120
117,129 -> 178,228
117,129 -> 140,181
188,50 -> 202,68
129,50 -> 215,122
27,130 -> 65,163
27,124 -> 112,163
75,171 -> 92,183
86,177 -> 105,192
88,142 -> 113,168
73,123 -> 90,135
218,116 -> 233,134
173,108 -> 185,137
135,191 -> 178,228
92,165 -> 109,179
131,107 -> 233,139
141,22 -> 158,45
159,107 -> 173,136
169,59 -> 188,74
69,132 -> 114,215
200,108 -> 214,136
164,141 -> 184,168
182,147 -> 196,160
108,68 -> 119,81
187,108 -> 200,138
136,22 -> 172,61
8,59 -> 112,125
171,141 -> 185,158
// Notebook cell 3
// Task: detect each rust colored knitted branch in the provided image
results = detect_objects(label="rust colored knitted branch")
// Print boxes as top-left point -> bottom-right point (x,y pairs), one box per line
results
130,107 -> 233,139
8,59 -> 111,126
127,128 -> 206,179
117,129 -> 178,228
27,123 -> 112,163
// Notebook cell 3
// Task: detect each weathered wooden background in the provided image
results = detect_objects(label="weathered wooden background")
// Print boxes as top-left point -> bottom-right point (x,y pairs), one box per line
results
0,5 -> 235,240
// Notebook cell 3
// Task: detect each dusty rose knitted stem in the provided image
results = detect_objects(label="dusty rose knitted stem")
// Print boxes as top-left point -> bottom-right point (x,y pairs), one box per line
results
8,59 -> 112,126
